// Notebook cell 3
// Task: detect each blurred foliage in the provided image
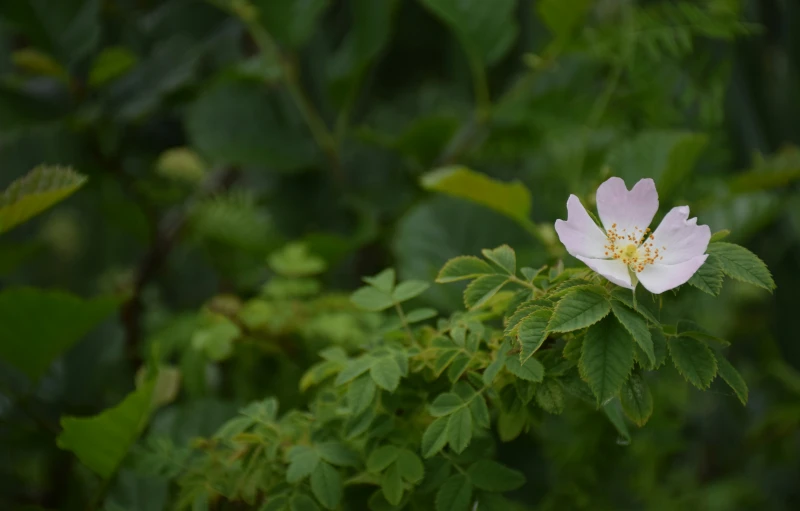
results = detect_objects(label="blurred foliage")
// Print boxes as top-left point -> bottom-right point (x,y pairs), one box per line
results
1,0 -> 800,510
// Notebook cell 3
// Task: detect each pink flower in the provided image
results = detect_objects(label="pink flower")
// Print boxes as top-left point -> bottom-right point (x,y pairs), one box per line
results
555,177 -> 710,294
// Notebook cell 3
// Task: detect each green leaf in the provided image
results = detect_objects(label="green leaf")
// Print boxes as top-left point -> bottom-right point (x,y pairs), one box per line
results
518,309 -> 552,363
605,130 -> 708,199
350,286 -> 395,312
0,288 -> 120,380
421,417 -> 449,458
429,393 -> 465,417
287,447 -> 321,483
317,442 -> 359,468
88,46 -> 138,87
57,379 -> 155,478
310,462 -> 342,510
446,407 -> 473,453
611,288 -> 660,325
252,0 -> 329,48
381,462 -> 404,505
611,301 -> 655,367
602,400 -> 631,444
436,256 -> 497,283
505,355 -> 545,383
392,280 -> 430,302
335,356 -> 373,386
463,274 -> 508,310
706,242 -> 775,292
268,242 -> 327,277
291,494 -> 321,511
580,316 -> 635,404
619,373 -> 653,427
435,474 -> 473,511
481,245 -> 516,275
347,374 -> 376,414
421,167 -> 530,225
547,287 -> 611,333
0,166 -> 87,234
370,356 -> 402,391
687,255 -> 724,296
537,0 -> 592,43
709,229 -> 731,242
405,308 -> 438,323
367,445 -> 400,473
396,449 -> 424,483
187,80 -> 315,171
363,268 -> 396,293
716,356 -> 748,405
467,460 -> 525,492
156,147 -> 207,184
535,379 -> 565,414
191,320 -> 240,361
483,340 -> 509,385
469,394 -> 490,428
668,336 -> 718,389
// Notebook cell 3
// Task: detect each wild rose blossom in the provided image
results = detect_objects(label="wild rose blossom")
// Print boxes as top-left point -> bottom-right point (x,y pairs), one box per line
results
555,177 -> 710,294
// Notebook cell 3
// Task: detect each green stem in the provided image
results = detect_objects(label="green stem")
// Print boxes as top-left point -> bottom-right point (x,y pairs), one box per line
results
394,302 -> 416,345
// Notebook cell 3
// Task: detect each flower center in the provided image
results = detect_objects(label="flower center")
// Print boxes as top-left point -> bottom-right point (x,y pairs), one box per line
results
603,224 -> 666,273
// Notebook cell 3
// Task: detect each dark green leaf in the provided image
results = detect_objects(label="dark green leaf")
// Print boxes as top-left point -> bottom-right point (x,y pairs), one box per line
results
291,494 -> 321,511
317,442 -> 359,468
668,336 -> 718,389
252,0 -> 329,48
429,393 -> 465,417
367,445 -> 400,473
395,449 -> 424,483
706,242 -> 775,292
310,462 -> 342,510
687,255 -> 724,296
421,417 -> 448,458
463,274 -> 508,310
0,288 -> 120,380
535,379 -> 565,414
620,373 -> 653,426
580,316 -> 635,404
467,460 -> 525,492
547,287 -> 611,333
370,356 -> 402,391
481,245 -> 516,275
611,301 -> 654,367
287,446 -> 321,483
347,375 -> 376,415
716,356 -> 748,405
446,407 -> 472,453
435,474 -> 472,511
335,357 -> 373,386
381,462 -> 404,505
518,309 -> 552,363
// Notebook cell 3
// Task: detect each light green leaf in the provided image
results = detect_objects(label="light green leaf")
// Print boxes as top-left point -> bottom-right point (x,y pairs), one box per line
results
463,274 -> 508,310
535,379 -> 564,414
518,309 -> 552,363
381,462 -> 404,505
0,166 -> 87,234
395,449 -> 424,483
156,147 -> 207,184
347,375 -> 376,414
429,393 -> 465,417
317,442 -> 359,468
505,354 -> 545,383
605,130 -> 708,199
363,268 -> 396,293
716,356 -> 748,405
611,301 -> 654,367
467,460 -> 525,492
481,245 -> 516,275
421,167 -> 530,226
619,373 -> 653,426
268,242 -> 327,277
547,287 -> 611,333
57,379 -> 155,478
435,474 -> 472,511
392,280 -> 430,302
287,446 -> 321,483
310,462 -> 342,510
446,407 -> 473,453
252,0 -> 330,48
709,229 -> 731,242
421,417 -> 449,458
405,308 -> 438,323
191,320 -> 240,361
370,356 -> 402,391
580,316 -> 635,404
367,445 -> 400,473
436,256 -> 497,283
706,242 -> 775,292
0,288 -> 120,380
668,336 -> 718,389
350,286 -> 395,311
687,255 -> 724,296
335,356 -> 374,386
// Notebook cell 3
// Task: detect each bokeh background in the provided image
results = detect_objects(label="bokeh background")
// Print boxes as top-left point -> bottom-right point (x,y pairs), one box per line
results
1,0 -> 799,509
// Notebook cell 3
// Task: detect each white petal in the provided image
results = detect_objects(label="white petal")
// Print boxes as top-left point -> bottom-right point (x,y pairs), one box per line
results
576,256 -> 633,289
555,195 -> 608,259
596,177 -> 659,234
647,206 -> 710,265
637,255 -> 708,294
